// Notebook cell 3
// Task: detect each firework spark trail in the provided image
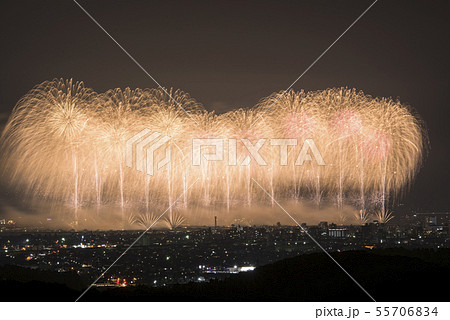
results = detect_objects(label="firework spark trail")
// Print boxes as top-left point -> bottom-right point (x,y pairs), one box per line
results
0,79 -> 426,227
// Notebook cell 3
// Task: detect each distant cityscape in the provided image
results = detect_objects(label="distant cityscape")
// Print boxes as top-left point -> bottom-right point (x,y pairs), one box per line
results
1,212 -> 449,288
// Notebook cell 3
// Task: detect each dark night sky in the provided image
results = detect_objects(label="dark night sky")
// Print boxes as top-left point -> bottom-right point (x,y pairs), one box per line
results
0,0 -> 448,212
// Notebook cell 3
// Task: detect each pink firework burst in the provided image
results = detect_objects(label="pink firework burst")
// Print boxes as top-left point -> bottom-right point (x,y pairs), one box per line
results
331,109 -> 362,138
363,128 -> 391,159
283,111 -> 316,139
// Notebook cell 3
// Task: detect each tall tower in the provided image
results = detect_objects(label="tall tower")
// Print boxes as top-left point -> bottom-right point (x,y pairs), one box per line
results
214,216 -> 217,229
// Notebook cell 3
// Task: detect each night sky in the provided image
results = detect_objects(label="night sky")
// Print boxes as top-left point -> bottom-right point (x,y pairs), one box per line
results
0,0 -> 448,212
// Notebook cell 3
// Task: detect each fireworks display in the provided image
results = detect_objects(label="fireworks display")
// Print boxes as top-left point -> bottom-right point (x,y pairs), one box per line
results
0,79 -> 426,228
